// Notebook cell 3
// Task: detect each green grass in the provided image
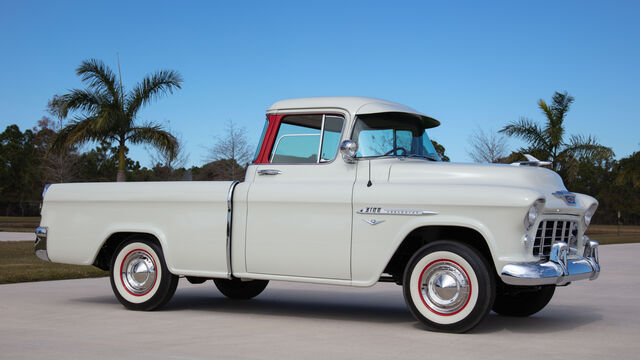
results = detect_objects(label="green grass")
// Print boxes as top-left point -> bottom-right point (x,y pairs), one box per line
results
0,216 -> 40,233
0,241 -> 107,284
585,224 -> 640,245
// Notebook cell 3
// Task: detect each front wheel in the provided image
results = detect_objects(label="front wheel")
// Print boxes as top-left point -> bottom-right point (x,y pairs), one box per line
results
110,238 -> 178,311
403,241 -> 495,333
492,284 -> 555,317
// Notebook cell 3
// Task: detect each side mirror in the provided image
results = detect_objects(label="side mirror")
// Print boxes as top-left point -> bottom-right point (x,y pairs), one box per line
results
339,140 -> 358,163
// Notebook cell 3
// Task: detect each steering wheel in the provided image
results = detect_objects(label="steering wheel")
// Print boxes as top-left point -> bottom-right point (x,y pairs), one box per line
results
383,147 -> 408,156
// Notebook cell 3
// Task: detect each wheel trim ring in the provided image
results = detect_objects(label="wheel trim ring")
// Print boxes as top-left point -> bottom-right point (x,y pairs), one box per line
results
418,259 -> 472,316
120,249 -> 158,297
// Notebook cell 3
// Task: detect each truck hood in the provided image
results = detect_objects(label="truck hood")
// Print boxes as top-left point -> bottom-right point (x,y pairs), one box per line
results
389,161 -> 566,193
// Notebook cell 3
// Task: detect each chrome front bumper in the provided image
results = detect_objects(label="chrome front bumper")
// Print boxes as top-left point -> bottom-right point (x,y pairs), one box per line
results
34,226 -> 50,262
500,238 -> 600,286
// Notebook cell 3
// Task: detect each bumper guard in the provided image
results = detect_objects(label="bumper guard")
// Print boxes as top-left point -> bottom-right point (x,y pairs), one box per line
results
500,237 -> 600,286
34,226 -> 50,262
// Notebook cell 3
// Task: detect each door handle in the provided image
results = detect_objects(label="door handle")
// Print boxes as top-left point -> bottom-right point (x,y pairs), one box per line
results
258,169 -> 282,176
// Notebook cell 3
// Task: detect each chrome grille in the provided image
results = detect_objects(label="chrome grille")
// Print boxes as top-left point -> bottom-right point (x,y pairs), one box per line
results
533,220 -> 577,257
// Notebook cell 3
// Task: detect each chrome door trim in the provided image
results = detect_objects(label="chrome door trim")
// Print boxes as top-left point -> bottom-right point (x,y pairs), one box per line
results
226,180 -> 240,279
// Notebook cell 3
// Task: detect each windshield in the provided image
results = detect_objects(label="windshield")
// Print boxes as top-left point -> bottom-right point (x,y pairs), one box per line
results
352,112 -> 440,160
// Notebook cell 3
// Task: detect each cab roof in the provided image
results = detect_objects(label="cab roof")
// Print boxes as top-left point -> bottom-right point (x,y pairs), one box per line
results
267,96 -> 440,128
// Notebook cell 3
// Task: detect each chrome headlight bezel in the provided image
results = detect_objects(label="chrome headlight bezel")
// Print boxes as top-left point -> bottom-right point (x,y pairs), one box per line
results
583,203 -> 597,228
524,199 -> 545,231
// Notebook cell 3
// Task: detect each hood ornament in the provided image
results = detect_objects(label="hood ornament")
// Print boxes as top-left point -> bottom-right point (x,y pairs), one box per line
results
511,154 -> 552,167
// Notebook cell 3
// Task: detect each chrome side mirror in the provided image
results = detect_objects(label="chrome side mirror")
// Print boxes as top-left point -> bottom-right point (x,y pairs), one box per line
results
339,140 -> 358,163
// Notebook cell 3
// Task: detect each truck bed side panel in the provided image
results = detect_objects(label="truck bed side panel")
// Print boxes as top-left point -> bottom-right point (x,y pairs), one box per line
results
41,181 -> 231,277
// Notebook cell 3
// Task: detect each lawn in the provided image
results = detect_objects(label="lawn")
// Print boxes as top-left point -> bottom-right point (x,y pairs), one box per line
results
585,224 -> 640,245
0,241 -> 107,284
0,216 -> 40,232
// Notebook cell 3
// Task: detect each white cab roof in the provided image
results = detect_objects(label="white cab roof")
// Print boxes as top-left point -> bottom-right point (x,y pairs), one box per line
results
268,96 -> 440,128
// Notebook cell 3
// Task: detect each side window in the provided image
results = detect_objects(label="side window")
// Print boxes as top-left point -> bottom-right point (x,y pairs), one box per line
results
320,115 -> 343,161
270,114 -> 344,164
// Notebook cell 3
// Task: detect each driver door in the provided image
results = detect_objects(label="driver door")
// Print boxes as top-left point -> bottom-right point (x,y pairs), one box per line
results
245,114 -> 355,280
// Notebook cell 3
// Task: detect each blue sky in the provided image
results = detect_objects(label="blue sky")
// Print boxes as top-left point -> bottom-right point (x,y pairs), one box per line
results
1,0 -> 638,167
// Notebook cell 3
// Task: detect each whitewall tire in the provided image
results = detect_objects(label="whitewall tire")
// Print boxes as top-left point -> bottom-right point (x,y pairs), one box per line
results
110,238 -> 178,311
403,241 -> 495,333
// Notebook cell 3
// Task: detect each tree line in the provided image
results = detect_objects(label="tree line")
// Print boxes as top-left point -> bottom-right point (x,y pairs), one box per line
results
0,59 -> 637,224
466,91 -> 639,225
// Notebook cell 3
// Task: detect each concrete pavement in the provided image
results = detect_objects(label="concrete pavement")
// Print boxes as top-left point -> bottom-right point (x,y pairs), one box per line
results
0,231 -> 34,241
1,244 -> 639,359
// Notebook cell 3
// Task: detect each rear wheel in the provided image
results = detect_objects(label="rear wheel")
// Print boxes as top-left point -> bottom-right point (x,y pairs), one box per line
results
403,241 -> 495,333
110,238 -> 178,311
492,284 -> 555,317
214,278 -> 269,299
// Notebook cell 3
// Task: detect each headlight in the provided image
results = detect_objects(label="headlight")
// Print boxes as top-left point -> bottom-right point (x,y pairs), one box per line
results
583,204 -> 597,228
524,199 -> 545,231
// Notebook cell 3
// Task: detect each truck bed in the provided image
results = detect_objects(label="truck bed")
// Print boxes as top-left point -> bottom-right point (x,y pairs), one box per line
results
41,181 -> 233,278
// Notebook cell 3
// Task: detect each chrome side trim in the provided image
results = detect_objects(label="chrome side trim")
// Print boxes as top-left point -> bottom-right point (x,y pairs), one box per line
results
357,207 -> 438,216
501,240 -> 600,286
34,226 -> 50,262
226,181 -> 240,279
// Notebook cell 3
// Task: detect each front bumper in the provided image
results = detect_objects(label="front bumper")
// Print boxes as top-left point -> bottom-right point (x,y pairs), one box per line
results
34,226 -> 50,262
500,238 -> 600,286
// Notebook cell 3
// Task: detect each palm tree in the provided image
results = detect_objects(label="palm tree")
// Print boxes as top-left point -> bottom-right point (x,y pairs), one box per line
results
52,59 -> 182,181
500,91 -> 613,178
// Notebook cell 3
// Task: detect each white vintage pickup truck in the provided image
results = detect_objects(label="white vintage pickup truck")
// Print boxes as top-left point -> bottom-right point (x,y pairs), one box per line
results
35,97 -> 600,333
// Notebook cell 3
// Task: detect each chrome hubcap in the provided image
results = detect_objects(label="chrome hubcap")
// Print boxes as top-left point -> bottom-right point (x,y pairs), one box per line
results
121,250 -> 157,295
420,261 -> 470,314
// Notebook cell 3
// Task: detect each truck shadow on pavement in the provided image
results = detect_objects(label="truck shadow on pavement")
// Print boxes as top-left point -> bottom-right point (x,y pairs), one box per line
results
72,285 -> 603,334
165,286 -> 415,325
473,305 -> 603,334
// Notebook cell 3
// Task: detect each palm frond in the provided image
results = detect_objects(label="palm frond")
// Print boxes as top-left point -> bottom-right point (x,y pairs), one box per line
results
562,134 -> 614,162
76,59 -> 122,104
546,92 -> 573,147
57,89 -> 105,118
127,124 -> 178,159
126,70 -> 183,119
499,117 -> 549,151
538,99 -> 555,123
555,152 -> 580,181
50,116 -> 109,153
550,91 -> 574,120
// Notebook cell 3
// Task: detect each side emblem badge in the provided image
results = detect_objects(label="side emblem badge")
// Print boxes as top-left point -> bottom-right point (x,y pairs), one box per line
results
363,219 -> 385,225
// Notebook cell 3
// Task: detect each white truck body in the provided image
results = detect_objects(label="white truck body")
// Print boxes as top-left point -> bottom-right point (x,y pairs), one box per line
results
35,97 -> 600,332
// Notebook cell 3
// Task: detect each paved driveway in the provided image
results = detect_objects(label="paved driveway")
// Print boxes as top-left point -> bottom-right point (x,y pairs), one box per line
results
0,231 -> 34,241
1,244 -> 638,359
